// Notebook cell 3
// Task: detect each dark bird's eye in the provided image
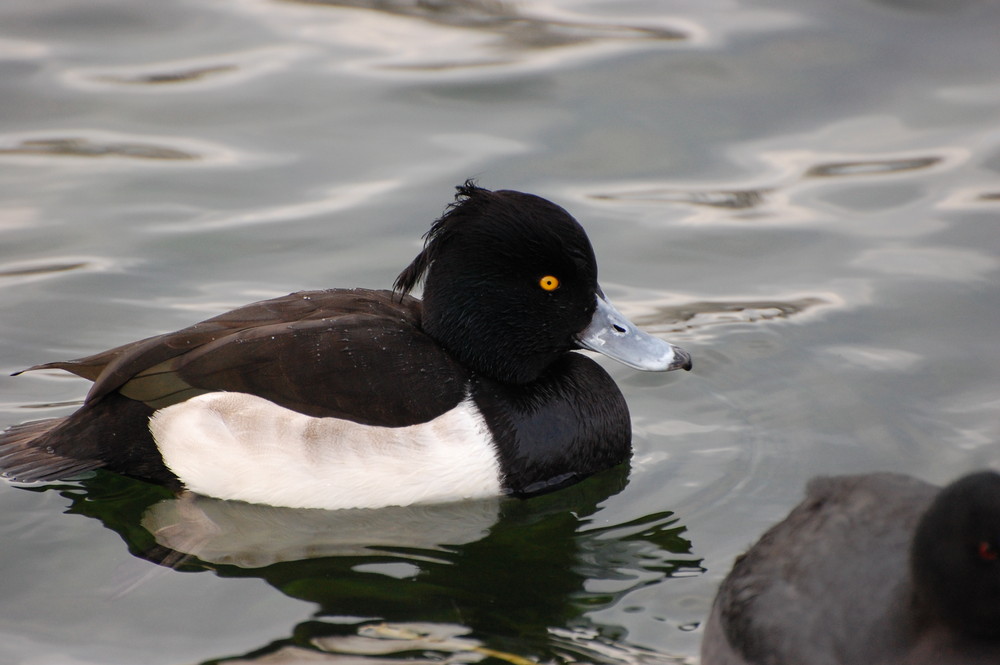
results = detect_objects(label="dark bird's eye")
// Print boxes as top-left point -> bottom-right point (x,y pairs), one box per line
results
977,541 -> 999,562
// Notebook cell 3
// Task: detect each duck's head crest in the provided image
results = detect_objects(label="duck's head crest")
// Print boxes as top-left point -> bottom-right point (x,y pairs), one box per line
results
393,179 -> 493,297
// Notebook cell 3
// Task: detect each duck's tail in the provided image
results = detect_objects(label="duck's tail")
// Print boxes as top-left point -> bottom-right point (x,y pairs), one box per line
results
1,392 -> 175,484
0,417 -> 104,481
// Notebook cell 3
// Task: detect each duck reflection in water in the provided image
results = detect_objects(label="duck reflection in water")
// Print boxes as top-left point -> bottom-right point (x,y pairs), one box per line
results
52,464 -> 702,665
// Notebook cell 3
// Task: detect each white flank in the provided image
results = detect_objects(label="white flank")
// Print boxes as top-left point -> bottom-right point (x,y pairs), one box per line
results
148,392 -> 502,510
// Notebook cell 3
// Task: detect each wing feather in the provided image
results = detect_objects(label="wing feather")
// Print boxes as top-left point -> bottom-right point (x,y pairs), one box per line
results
20,288 -> 469,426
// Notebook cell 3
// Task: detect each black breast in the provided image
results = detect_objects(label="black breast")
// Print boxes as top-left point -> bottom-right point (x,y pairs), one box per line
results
471,353 -> 631,496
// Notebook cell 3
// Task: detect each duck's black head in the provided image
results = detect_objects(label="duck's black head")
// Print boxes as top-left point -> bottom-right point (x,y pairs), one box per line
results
910,470 -> 1000,639
395,181 -> 691,384
395,182 -> 599,384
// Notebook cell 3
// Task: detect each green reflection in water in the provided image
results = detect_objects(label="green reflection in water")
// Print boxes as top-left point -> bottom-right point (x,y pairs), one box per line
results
28,465 -> 701,664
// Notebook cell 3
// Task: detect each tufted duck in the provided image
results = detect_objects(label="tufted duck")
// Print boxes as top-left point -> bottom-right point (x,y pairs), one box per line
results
0,182 -> 691,509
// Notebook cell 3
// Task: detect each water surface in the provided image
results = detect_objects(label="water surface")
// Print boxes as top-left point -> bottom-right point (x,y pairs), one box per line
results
2,1 -> 1000,663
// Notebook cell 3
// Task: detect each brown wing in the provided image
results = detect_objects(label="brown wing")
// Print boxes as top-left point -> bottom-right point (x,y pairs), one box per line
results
21,288 -> 354,391
23,288 -> 469,427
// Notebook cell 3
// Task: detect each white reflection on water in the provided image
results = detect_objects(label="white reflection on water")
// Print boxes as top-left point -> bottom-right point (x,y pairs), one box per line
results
151,179 -> 401,232
0,207 -> 40,232
821,345 -> 924,372
143,491 -> 501,567
216,0 -> 802,80
226,621 -> 698,665
940,390 -> 1000,453
0,37 -> 48,59
235,0 -> 693,75
853,245 -> 1000,282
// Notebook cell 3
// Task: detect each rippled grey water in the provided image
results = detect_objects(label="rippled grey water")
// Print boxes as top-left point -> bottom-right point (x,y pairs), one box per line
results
2,1 -> 1000,663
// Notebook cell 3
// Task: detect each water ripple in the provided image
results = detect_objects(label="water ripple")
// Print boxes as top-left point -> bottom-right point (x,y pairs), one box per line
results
0,260 -> 90,278
0,256 -> 124,287
549,626 -> 696,665
0,37 -> 49,59
306,622 -> 696,665
593,188 -> 771,210
18,400 -> 86,410
0,137 -> 196,161
852,246 -> 999,281
626,292 -> 844,339
587,146 -> 957,226
938,187 -> 1000,210
822,345 -> 923,372
61,46 -> 310,92
143,492 -> 501,566
281,0 -> 690,49
805,155 -> 943,178
223,0 -> 705,77
0,130 -> 250,166
87,64 -> 237,86
149,179 -> 400,232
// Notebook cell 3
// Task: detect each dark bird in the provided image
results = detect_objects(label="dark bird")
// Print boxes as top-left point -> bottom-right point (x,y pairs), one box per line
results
702,471 -> 1000,665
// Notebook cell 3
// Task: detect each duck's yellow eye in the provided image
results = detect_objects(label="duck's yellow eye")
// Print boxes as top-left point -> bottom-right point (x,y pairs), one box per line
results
539,275 -> 560,291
